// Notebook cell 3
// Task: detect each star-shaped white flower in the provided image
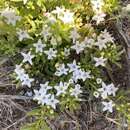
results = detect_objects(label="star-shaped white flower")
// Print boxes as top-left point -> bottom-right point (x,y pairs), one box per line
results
98,82 -> 109,99
70,84 -> 82,99
17,29 -> 32,41
17,73 -> 28,82
71,41 -> 85,54
33,39 -> 46,53
91,0 -> 104,12
33,90 -> 51,105
21,74 -> 34,88
102,100 -> 115,113
41,25 -> 52,41
72,69 -> 91,82
81,71 -> 91,81
44,48 -> 57,60
94,57 -> 107,67
95,38 -> 107,50
107,83 -> 118,96
55,64 -> 69,76
47,95 -> 59,109
70,27 -> 80,43
95,30 -> 114,50
92,13 -> 106,25
15,64 -> 27,81
83,37 -> 95,48
40,82 -> 52,93
99,29 -> 114,43
52,7 -> 65,17
21,51 -> 35,65
1,8 -> 21,26
15,64 -> 24,75
54,81 -> 69,96
67,60 -> 80,72
59,10 -> 74,24
33,89 -> 43,104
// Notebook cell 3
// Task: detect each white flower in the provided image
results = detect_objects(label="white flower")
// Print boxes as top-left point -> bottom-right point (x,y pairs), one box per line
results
44,48 -> 57,60
98,82 -> 109,99
107,83 -> 118,96
25,91 -> 33,97
41,93 -> 51,106
16,72 -> 27,82
99,29 -> 114,43
98,82 -> 118,99
95,30 -> 114,50
93,91 -> 100,98
70,84 -> 82,99
46,13 -> 56,24
102,100 -> 115,113
53,7 -> 74,24
21,74 -> 34,88
59,10 -> 74,24
81,71 -> 91,81
67,60 -> 80,72
41,25 -> 52,41
33,39 -> 46,53
83,37 -> 95,48
40,82 -> 52,93
15,64 -> 27,81
92,13 -> 106,25
91,0 -> 104,12
72,69 -> 91,82
55,64 -> 69,76
96,78 -> 102,84
71,41 -> 85,54
23,0 -> 28,4
70,27 -> 80,43
64,48 -> 70,57
72,69 -> 82,82
33,90 -> 51,105
52,7 -> 65,17
95,37 -> 107,50
1,8 -> 21,26
47,95 -> 59,109
17,29 -> 31,41
33,89 -> 43,104
15,64 -> 24,75
21,51 -> 35,65
94,57 -> 107,67
54,81 -> 69,96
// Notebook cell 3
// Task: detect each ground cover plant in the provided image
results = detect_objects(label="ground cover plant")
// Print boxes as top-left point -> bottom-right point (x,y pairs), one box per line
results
0,0 -> 130,130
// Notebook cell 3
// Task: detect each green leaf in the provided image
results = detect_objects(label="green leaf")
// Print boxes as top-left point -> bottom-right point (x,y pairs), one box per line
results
27,108 -> 41,116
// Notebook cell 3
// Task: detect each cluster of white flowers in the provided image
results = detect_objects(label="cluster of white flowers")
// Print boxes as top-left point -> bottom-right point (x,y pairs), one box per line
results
33,82 -> 59,109
55,60 -> 91,83
52,7 -> 74,24
15,64 -> 34,88
95,29 -> 114,50
33,81 -> 82,109
91,0 -> 106,24
7,5 -> 118,113
94,82 -> 118,113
